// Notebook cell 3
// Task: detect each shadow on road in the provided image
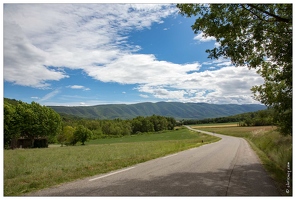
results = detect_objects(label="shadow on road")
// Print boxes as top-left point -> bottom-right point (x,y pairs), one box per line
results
37,163 -> 280,196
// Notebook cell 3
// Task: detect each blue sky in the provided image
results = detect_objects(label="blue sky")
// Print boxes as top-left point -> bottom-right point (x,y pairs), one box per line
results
3,3 -> 264,106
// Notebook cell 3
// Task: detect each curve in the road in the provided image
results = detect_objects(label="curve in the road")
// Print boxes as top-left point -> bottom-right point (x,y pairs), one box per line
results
26,126 -> 280,196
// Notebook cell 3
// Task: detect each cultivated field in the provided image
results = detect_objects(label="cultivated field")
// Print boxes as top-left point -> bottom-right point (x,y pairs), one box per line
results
190,122 -> 239,128
4,127 -> 220,196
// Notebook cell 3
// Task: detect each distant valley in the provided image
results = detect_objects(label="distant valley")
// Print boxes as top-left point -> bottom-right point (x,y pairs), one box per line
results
49,102 -> 266,120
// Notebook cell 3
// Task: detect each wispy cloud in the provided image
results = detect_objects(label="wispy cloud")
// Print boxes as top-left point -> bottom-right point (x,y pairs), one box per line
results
67,85 -> 90,91
39,88 -> 61,102
139,94 -> 149,98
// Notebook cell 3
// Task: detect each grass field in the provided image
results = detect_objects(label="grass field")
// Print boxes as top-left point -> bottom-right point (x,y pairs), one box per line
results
191,123 -> 292,196
4,127 -> 220,196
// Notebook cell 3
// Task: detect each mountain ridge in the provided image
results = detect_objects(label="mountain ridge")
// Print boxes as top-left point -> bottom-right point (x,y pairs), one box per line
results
48,101 -> 266,120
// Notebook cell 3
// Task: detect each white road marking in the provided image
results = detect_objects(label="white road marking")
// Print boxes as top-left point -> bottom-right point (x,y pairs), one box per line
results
89,167 -> 135,181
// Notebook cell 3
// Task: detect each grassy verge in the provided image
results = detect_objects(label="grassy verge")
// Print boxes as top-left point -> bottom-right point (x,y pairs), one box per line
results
191,124 -> 292,196
4,127 -> 220,196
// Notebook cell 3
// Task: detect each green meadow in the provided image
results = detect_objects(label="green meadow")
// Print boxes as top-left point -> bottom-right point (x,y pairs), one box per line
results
4,127 -> 220,196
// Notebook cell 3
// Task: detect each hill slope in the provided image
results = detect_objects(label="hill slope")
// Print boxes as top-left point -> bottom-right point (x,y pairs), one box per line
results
49,102 -> 266,120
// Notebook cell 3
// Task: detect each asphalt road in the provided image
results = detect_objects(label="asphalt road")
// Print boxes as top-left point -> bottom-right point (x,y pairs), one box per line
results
26,126 -> 280,196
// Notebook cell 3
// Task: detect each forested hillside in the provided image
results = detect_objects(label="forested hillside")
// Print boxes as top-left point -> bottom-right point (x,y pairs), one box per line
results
49,102 -> 266,119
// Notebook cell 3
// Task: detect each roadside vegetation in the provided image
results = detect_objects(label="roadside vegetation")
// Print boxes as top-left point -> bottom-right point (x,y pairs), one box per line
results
4,127 -> 220,196
191,123 -> 292,196
182,109 -> 274,127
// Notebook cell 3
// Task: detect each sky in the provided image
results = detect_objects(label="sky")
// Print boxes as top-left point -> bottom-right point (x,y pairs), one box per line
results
3,3 -> 265,106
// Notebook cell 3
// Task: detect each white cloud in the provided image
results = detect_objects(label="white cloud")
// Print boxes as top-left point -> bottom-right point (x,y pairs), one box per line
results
135,65 -> 264,104
203,57 -> 232,68
193,32 -> 216,42
138,86 -> 186,100
3,20 -> 68,88
68,85 -> 84,89
67,85 -> 90,91
139,94 -> 149,98
4,4 -> 264,105
85,54 -> 201,85
4,4 -> 178,88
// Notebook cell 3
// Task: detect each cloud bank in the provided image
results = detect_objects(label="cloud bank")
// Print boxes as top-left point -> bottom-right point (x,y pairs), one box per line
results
4,4 -> 263,104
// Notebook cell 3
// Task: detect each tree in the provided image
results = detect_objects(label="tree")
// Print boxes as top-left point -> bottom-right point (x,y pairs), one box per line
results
56,132 -> 67,147
62,125 -> 77,146
57,125 -> 74,146
166,117 -> 177,130
131,116 -> 154,134
149,115 -> 168,132
74,125 -> 93,145
4,100 -> 62,148
14,101 -> 62,140
177,4 -> 292,135
4,102 -> 20,148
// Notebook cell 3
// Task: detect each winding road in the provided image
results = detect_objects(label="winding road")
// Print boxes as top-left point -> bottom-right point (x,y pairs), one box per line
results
27,126 -> 280,196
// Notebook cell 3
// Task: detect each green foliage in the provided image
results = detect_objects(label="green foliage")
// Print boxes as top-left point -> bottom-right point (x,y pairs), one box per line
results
237,109 -> 274,126
176,4 -> 292,135
131,116 -> 154,133
14,101 -> 62,139
61,114 -> 176,138
63,126 -> 78,146
4,99 -> 62,148
57,126 -> 74,146
74,125 -> 93,145
101,120 -> 128,136
4,102 -> 19,148
183,109 -> 273,126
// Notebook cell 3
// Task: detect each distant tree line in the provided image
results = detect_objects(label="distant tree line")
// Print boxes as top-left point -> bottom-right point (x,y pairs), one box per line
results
180,109 -> 274,126
4,98 -> 177,149
58,115 -> 176,146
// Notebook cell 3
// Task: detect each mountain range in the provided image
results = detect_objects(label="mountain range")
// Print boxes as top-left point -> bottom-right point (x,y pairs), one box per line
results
48,102 -> 266,120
